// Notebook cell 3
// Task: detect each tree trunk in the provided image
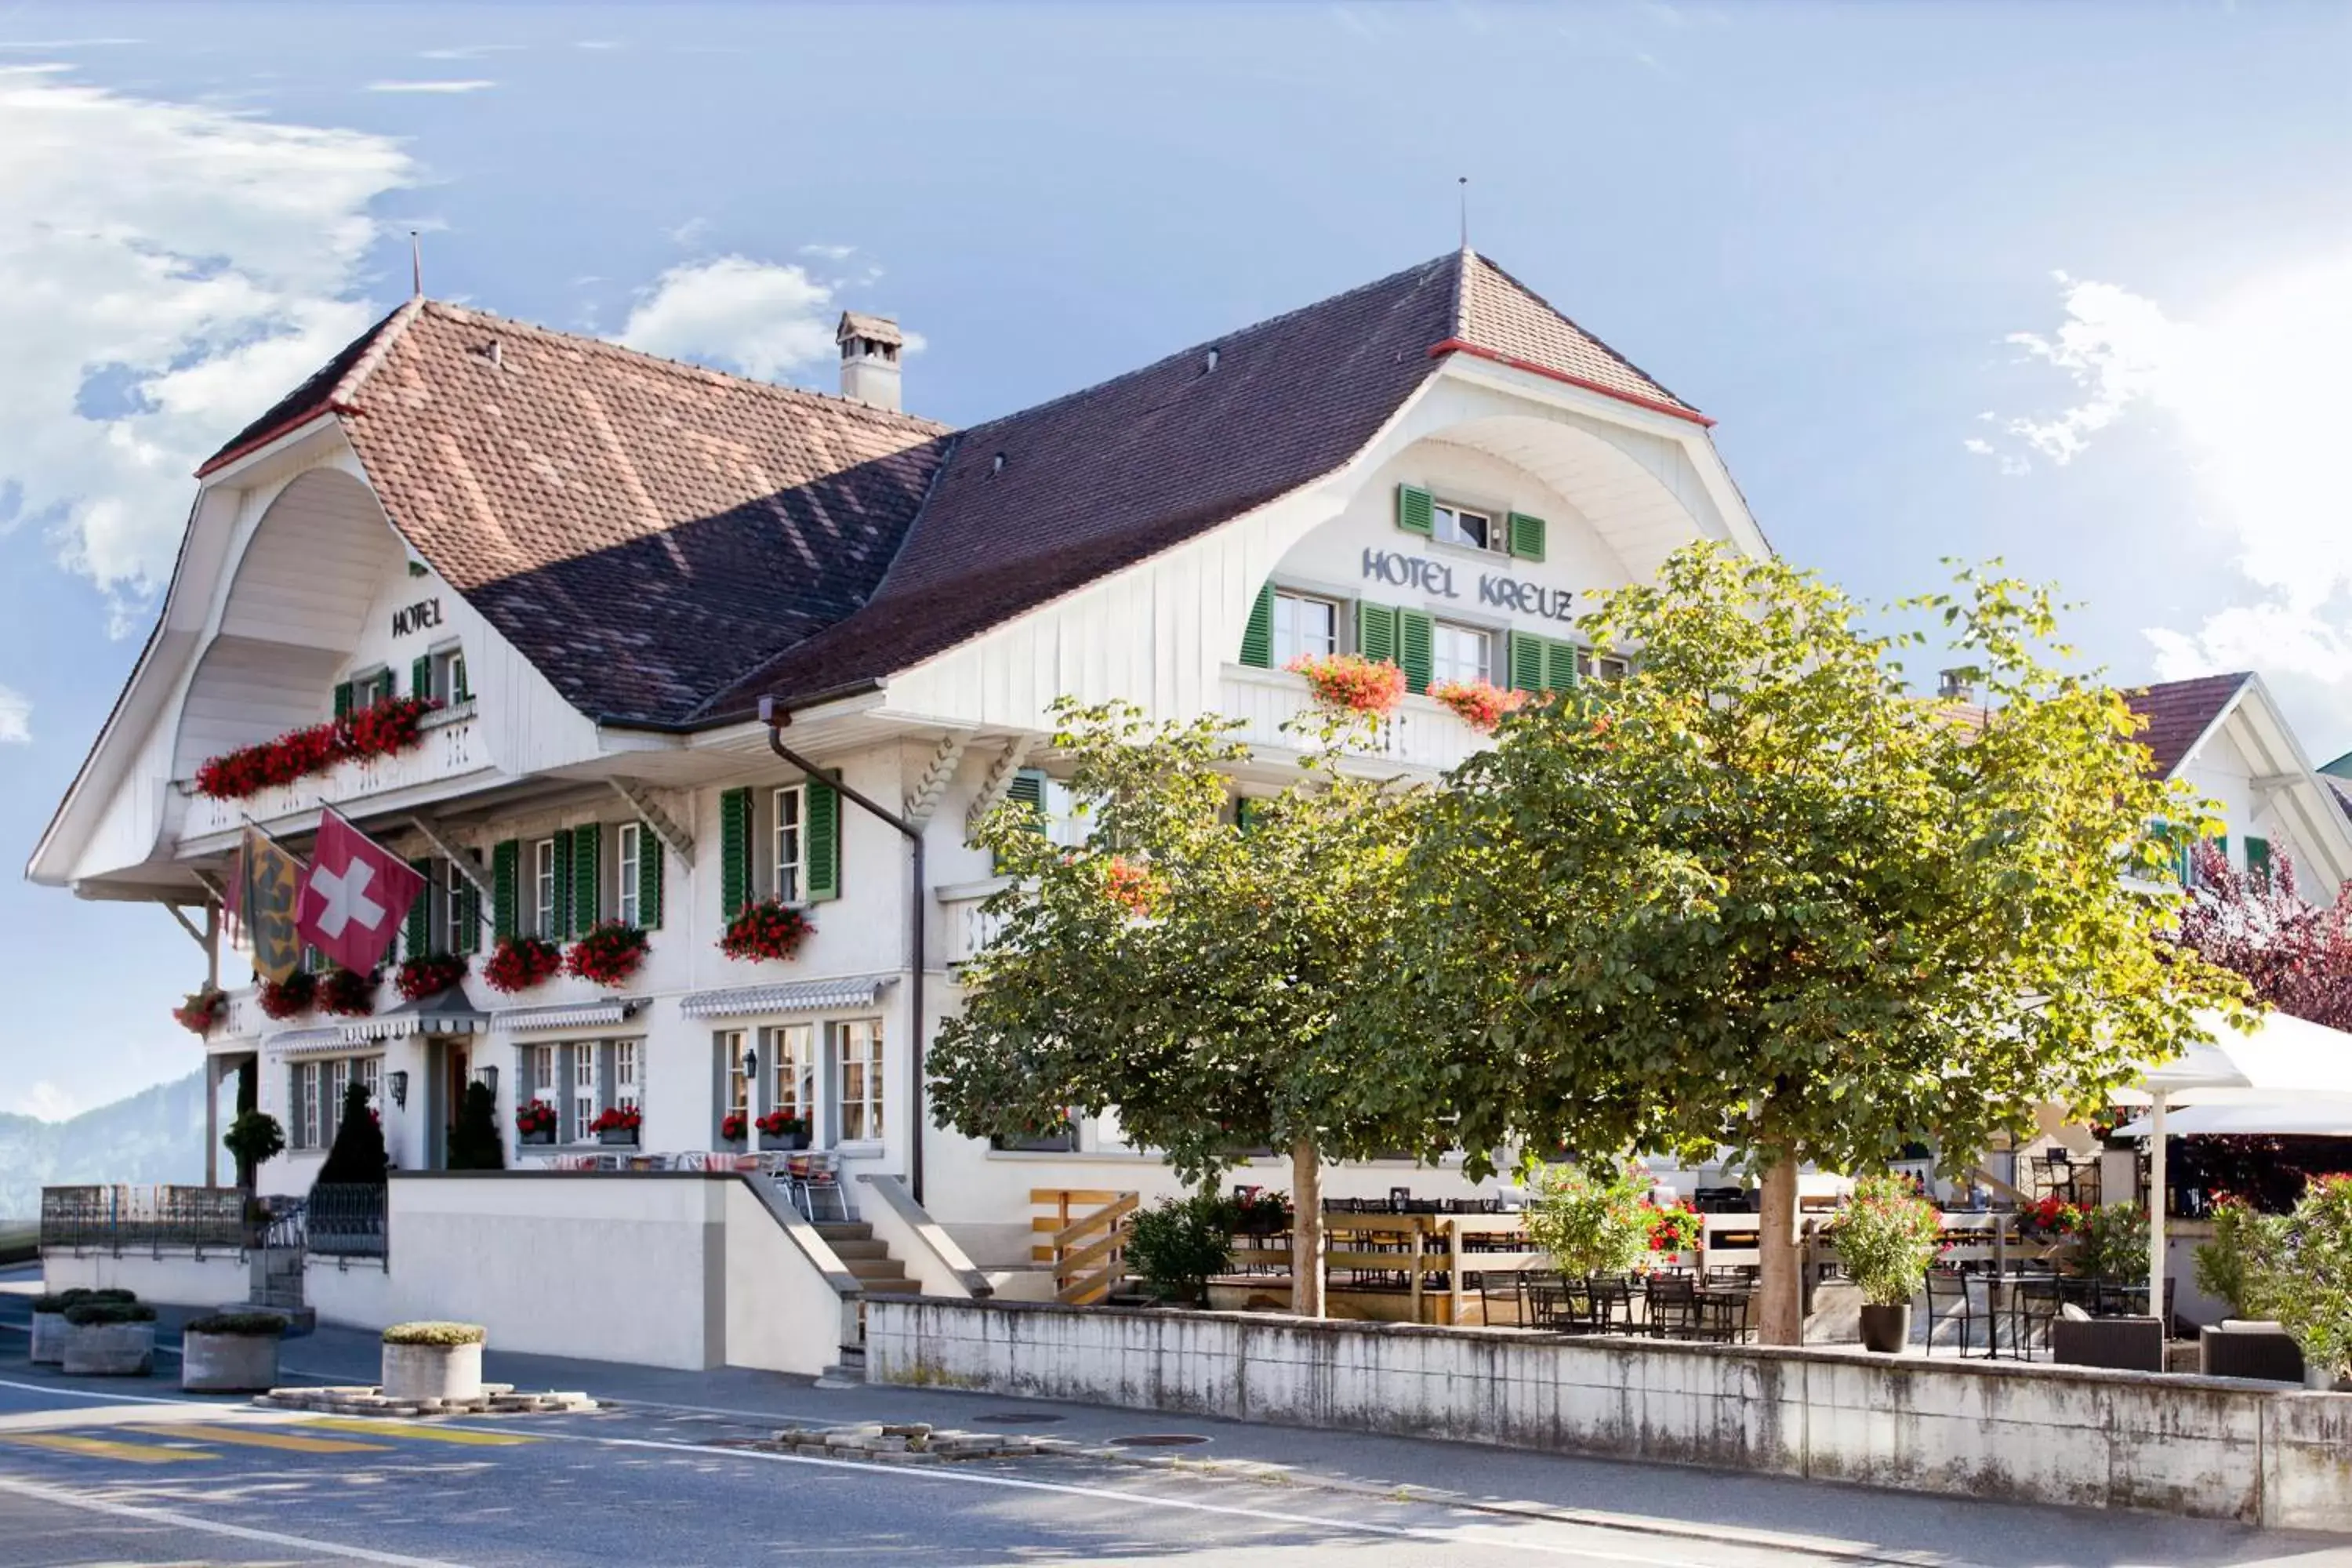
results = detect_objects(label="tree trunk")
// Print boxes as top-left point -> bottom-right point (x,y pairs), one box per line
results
1290,1138 -> 1326,1319
1757,1157 -> 1803,1346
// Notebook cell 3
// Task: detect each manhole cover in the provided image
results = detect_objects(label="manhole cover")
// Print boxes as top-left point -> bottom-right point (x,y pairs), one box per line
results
974,1413 -> 1065,1425
1109,1433 -> 1210,1447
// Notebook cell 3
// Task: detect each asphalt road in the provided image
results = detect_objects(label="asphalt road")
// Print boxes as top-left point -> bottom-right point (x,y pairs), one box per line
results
2,1274 -> 2346,1567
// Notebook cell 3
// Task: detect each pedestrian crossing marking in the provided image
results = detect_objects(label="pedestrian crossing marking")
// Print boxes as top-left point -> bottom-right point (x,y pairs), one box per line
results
299,1418 -> 535,1446
129,1421 -> 392,1454
3,1433 -> 213,1464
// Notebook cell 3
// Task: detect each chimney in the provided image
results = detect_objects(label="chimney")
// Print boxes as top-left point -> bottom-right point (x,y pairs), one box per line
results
836,311 -> 904,412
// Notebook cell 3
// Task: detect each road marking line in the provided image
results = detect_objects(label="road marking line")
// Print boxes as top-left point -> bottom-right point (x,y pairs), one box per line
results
0,1472 -> 470,1566
0,1374 -> 203,1407
300,1417 -> 535,1446
2,1433 -> 212,1464
130,1421 -> 392,1454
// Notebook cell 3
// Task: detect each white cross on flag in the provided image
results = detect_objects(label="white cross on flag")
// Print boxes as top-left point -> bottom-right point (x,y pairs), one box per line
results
296,807 -> 426,976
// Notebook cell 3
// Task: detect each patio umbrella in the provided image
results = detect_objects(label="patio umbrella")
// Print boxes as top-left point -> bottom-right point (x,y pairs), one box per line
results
2113,1095 -> 2352,1138
2116,1008 -> 2352,1323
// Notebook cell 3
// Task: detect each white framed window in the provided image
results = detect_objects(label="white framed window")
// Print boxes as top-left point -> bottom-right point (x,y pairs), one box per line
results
1272,591 -> 1338,666
357,1055 -> 382,1109
444,860 -> 469,951
323,1058 -> 350,1131
431,645 -> 468,705
771,785 -> 804,902
1432,501 -> 1496,552
616,823 -> 642,927
614,1040 -> 639,1112
1432,622 -> 1490,686
532,838 -> 557,938
290,1063 -> 318,1149
531,1044 -> 557,1109
1577,651 -> 1630,683
350,667 -> 394,710
568,1040 -> 599,1141
837,1018 -> 884,1143
764,1023 -> 816,1123
720,1029 -> 751,1121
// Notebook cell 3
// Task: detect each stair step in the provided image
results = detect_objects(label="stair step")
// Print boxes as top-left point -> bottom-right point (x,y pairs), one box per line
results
859,1278 -> 920,1295
841,1257 -> 909,1280
827,1240 -> 890,1260
814,1222 -> 872,1242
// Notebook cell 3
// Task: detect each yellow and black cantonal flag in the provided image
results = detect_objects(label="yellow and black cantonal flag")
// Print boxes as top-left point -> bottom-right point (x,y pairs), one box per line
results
239,826 -> 304,984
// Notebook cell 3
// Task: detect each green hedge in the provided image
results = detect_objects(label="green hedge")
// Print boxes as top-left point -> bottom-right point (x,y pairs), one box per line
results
381,1320 -> 485,1347
31,1287 -> 136,1313
62,1300 -> 157,1327
184,1311 -> 288,1338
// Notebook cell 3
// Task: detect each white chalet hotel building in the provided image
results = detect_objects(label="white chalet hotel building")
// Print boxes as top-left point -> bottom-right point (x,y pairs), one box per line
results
35,249 -> 1814,1269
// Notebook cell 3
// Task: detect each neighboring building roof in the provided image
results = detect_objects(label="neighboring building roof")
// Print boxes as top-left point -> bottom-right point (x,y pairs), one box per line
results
2319,749 -> 2352,782
194,249 -> 1706,728
2122,673 -> 2253,779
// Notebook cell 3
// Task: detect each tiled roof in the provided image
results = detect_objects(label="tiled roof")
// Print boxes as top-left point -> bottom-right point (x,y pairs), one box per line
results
2122,673 -> 2252,779
203,251 -> 1701,727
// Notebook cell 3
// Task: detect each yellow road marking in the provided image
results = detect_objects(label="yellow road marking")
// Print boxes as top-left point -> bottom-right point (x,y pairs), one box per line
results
129,1421 -> 392,1454
3,1433 -> 212,1464
298,1418 -> 534,1446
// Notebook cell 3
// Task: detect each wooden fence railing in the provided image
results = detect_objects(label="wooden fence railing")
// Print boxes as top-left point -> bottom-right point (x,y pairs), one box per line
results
1031,1189 -> 1138,1305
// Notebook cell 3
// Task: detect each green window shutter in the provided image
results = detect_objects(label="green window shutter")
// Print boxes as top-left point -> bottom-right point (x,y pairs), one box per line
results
405,858 -> 432,956
1396,485 -> 1434,536
1356,602 -> 1399,665
1240,583 -> 1275,668
1235,797 -> 1258,833
1507,632 -> 1544,694
492,840 -> 519,941
572,825 -> 601,935
638,828 -> 664,929
805,779 -> 841,902
1397,609 -> 1434,694
409,655 -> 430,700
550,828 -> 574,938
995,769 -> 1047,873
332,681 -> 354,719
719,789 -> 751,917
1506,512 -> 1547,561
2247,836 -> 2272,878
1544,639 -> 1580,694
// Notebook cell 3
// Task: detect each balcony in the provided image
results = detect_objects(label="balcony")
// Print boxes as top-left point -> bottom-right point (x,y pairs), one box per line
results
180,703 -> 491,845
1219,666 -> 1485,775
938,880 -> 1012,967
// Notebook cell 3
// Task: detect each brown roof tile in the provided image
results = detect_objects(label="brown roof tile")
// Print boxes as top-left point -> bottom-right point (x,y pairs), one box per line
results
1449,252 -> 1703,422
2122,673 -> 2251,779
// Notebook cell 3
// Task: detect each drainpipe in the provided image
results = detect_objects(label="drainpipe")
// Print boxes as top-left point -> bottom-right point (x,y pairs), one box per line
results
760,698 -> 928,1205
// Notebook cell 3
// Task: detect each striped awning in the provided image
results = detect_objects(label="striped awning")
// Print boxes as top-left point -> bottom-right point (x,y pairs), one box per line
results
678,975 -> 896,1020
263,1027 -> 350,1056
341,988 -> 492,1042
493,999 -> 637,1033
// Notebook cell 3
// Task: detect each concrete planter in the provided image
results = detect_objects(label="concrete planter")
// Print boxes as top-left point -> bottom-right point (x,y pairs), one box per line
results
382,1341 -> 484,1401
1857,1302 -> 1912,1353
27,1310 -> 67,1366
2306,1363 -> 2352,1392
182,1331 -> 281,1393
60,1322 -> 155,1377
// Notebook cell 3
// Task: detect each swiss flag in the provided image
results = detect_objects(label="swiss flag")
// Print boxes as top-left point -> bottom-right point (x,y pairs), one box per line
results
296,807 -> 426,976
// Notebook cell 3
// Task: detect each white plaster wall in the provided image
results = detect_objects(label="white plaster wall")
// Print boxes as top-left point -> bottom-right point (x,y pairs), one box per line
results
42,1250 -> 246,1308
720,1180 -> 853,1377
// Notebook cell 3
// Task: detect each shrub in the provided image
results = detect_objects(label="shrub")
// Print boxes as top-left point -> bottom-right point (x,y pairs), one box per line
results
1520,1159 -> 1653,1280
2241,1174 -> 2352,1384
1826,1174 -> 1944,1308
2073,1203 -> 2151,1281
2194,1196 -> 2262,1319
223,1110 -> 286,1175
445,1080 -> 505,1171
382,1321 -> 486,1347
317,1079 -> 390,1185
32,1288 -> 134,1312
1125,1192 -> 1235,1305
184,1311 -> 288,1338
63,1301 -> 157,1327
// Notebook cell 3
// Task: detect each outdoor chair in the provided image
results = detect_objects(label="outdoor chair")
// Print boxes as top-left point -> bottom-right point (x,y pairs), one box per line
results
1520,1272 -> 1573,1331
2002,1273 -> 2066,1359
1923,1269 -> 1988,1356
1645,1274 -> 1701,1340
1694,1285 -> 1753,1345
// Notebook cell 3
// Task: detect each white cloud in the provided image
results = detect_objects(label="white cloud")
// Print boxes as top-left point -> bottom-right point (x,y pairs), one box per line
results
616,256 -> 840,383
0,67 -> 416,623
798,242 -> 856,261
5,1080 -> 79,1120
1985,255 -> 2352,723
418,44 -> 523,60
365,78 -> 496,93
0,683 -> 28,744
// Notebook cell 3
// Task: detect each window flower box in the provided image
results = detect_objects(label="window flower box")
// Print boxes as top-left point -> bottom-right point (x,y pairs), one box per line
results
173,987 -> 227,1036
566,920 -> 648,985
756,1110 -> 809,1151
719,898 -> 812,964
590,1105 -> 641,1146
515,1100 -> 557,1144
484,935 -> 562,994
1287,653 -> 1405,717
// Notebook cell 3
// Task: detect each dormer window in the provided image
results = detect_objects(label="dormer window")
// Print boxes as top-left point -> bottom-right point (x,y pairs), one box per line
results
336,666 -> 393,717
430,644 -> 470,705
1432,501 -> 1496,553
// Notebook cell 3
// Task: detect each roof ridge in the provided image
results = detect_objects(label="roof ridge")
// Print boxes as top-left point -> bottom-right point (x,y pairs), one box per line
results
949,252 -> 1459,443
409,299 -> 953,437
1465,252 -> 1697,413
330,296 -> 427,407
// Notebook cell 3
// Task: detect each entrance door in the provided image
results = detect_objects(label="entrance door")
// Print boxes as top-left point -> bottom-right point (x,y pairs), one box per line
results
423,1037 -> 473,1170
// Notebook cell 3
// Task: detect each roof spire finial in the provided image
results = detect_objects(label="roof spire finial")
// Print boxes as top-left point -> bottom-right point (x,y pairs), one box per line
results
410,230 -> 423,299
1457,176 -> 1470,252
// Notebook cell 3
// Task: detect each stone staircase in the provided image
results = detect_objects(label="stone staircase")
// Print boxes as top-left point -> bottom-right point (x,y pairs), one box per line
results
815,1221 -> 918,1297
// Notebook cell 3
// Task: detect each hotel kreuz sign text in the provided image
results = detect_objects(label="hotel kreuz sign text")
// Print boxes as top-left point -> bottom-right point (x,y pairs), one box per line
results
1360,548 -> 1574,623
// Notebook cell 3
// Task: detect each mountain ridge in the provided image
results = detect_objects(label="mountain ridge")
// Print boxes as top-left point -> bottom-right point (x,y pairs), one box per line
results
0,1070 -> 209,1217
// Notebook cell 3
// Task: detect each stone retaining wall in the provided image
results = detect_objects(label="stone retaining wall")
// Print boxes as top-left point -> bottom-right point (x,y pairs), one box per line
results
866,1298 -> 2352,1534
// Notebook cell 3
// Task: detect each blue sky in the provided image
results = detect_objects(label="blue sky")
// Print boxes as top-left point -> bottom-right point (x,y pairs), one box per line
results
3,1 -> 2348,1118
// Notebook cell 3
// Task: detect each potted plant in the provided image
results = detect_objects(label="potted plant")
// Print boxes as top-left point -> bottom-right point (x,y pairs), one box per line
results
589,1105 -> 641,1146
1126,1191 -> 1235,1306
516,1100 -> 559,1145
172,986 -> 227,1035
181,1311 -> 287,1392
256,970 -> 318,1019
1426,677 -> 1527,733
1643,1199 -> 1703,1265
2196,1196 -> 2305,1383
718,1111 -> 748,1147
316,964 -> 377,1018
2240,1174 -> 2352,1391
380,1321 -> 486,1402
1286,652 -> 1406,717
394,951 -> 468,1002
223,1110 -> 286,1192
60,1298 -> 158,1376
2071,1203 -> 2151,1284
754,1109 -> 809,1151
1521,1158 -> 1652,1284
566,920 -> 649,985
28,1288 -> 132,1365
1827,1174 -> 1943,1352
483,934 -> 563,993
1228,1188 -> 1294,1238
718,898 -> 814,963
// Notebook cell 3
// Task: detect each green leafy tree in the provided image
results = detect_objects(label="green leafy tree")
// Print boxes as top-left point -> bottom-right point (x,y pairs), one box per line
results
1370,544 -> 2241,1342
929,699 -> 1424,1316
315,1080 -> 389,1186
445,1080 -> 505,1171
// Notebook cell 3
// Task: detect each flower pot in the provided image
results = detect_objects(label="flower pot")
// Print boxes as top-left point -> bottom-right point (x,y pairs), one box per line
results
28,1310 -> 67,1366
182,1330 -> 281,1393
771,1131 -> 808,1152
60,1322 -> 155,1377
597,1128 -> 638,1146
382,1340 -> 484,1402
1857,1302 -> 1912,1353
2306,1363 -> 2352,1392
521,1130 -> 555,1145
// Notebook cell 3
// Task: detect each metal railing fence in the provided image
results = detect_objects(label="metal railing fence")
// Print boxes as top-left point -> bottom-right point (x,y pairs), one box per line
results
38,1185 -> 245,1255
